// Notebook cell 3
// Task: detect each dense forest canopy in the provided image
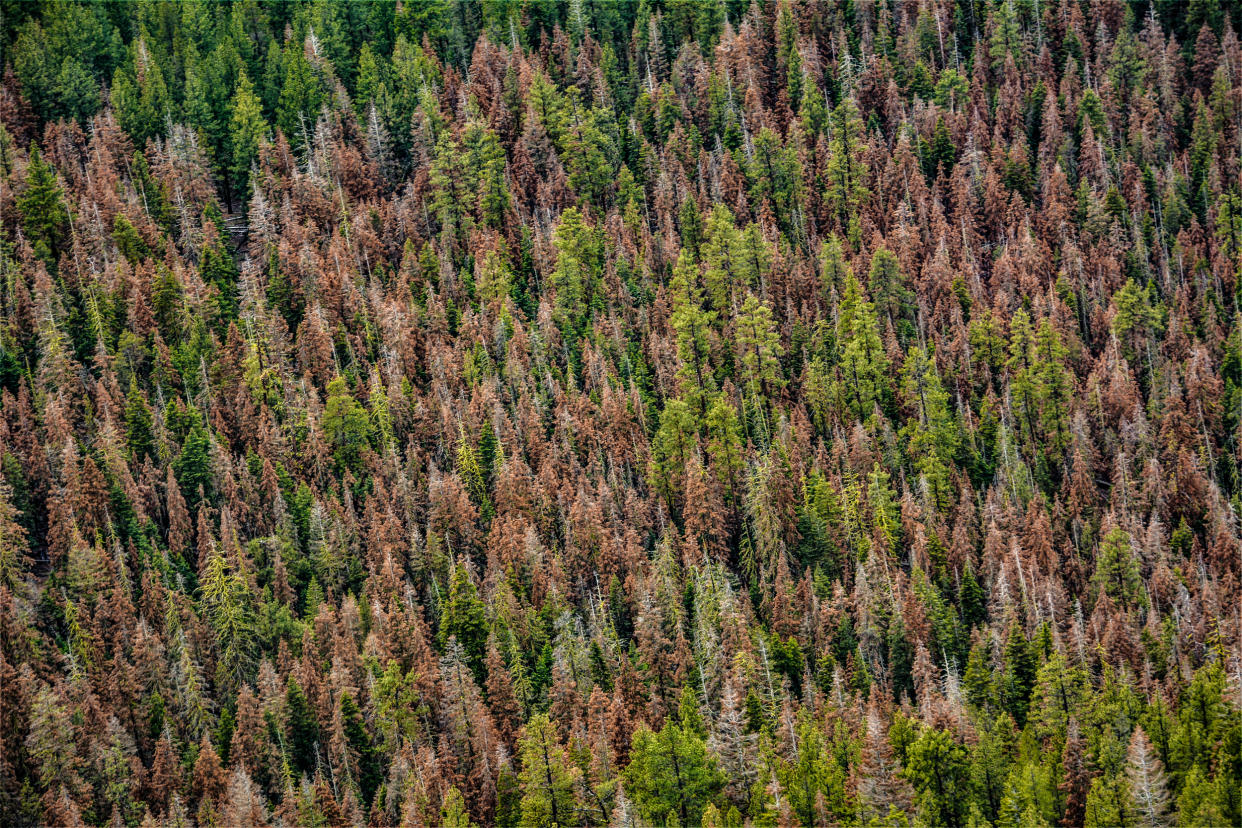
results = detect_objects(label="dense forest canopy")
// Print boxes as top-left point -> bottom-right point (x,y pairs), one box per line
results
1,0 -> 1242,826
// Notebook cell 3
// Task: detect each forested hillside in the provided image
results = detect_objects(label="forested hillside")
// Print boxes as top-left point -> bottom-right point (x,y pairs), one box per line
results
1,1 -> 1241,826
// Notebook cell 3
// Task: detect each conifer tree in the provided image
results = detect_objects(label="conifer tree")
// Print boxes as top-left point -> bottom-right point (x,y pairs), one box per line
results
456,429 -> 494,522
1092,526 -> 1144,612
1176,765 -> 1226,827
229,70 -> 267,201
0,479 -> 31,592
904,727 -> 971,828
1006,309 -> 1039,446
778,714 -> 848,826
111,38 -> 170,148
443,786 -> 478,828
175,422 -> 213,509
824,97 -> 869,242
735,292 -> 784,405
285,679 -> 320,777
701,206 -> 746,313
199,547 -> 257,689
1110,280 -> 1163,372
858,700 -> 914,820
868,246 -> 914,342
340,692 -> 382,806
440,564 -> 489,679
900,346 -> 957,511
431,132 -> 475,250
1126,727 -> 1170,828
1001,621 -> 1038,726
669,251 -> 717,418
650,398 -> 697,508
1034,319 -> 1072,456
622,718 -> 724,827
818,234 -> 852,296
322,377 -> 371,474
17,146 -> 70,265
549,207 -> 601,349
517,714 -> 579,828
24,686 -> 80,796
124,379 -> 155,464
1083,773 -> 1131,828
837,273 -> 889,419
275,39 -> 325,147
